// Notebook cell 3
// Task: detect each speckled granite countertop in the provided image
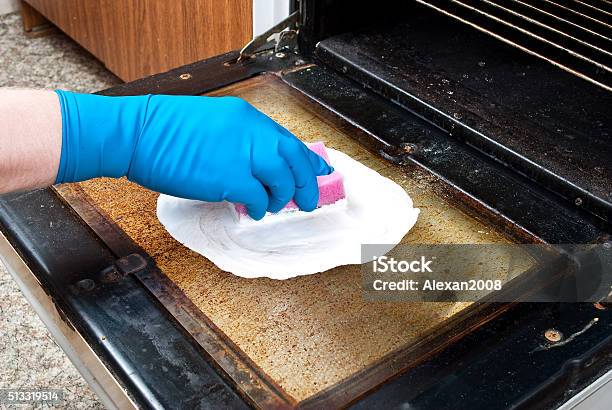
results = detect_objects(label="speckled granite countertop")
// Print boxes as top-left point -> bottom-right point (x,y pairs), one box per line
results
0,11 -> 120,408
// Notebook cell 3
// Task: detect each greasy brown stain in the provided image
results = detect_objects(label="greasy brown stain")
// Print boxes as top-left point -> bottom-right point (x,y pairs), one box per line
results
76,75 -> 515,401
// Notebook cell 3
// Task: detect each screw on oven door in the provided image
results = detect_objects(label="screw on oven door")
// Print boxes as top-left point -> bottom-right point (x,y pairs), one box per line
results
99,266 -> 122,283
179,73 -> 192,80
544,329 -> 563,343
76,278 -> 95,292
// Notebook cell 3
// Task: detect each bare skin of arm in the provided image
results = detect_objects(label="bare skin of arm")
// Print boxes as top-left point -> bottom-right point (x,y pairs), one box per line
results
0,89 -> 61,193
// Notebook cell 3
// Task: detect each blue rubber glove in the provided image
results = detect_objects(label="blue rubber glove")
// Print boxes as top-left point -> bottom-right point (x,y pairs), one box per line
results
54,91 -> 332,220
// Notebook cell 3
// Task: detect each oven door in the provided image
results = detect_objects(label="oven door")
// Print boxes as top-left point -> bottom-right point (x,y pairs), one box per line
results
0,46 -> 610,409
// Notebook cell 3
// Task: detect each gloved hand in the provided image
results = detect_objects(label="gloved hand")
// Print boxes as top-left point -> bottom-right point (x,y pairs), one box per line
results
54,91 -> 332,220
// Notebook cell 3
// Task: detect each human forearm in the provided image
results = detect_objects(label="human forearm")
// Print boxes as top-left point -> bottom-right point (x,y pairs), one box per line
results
0,89 -> 62,193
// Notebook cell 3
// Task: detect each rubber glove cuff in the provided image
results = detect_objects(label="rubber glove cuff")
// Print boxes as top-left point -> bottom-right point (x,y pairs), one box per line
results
54,90 -> 150,184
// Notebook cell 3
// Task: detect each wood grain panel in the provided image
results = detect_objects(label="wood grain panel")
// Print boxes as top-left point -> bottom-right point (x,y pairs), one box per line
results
23,0 -> 107,60
23,0 -> 252,81
20,1 -> 51,35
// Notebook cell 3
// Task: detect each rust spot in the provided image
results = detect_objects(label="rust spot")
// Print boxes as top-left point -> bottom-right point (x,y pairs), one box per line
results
401,143 -> 417,154
594,302 -> 607,310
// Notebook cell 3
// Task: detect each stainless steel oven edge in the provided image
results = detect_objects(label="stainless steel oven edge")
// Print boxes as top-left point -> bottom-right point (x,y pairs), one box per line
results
558,369 -> 612,410
0,231 -> 137,410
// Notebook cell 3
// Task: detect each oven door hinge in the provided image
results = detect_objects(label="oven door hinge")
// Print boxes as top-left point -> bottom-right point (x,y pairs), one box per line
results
71,253 -> 148,294
238,10 -> 300,62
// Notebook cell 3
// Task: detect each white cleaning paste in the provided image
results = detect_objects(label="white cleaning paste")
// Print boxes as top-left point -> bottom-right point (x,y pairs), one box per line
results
156,148 -> 420,279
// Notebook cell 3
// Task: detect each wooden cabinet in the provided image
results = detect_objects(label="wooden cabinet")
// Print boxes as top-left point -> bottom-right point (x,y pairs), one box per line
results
22,0 -> 253,82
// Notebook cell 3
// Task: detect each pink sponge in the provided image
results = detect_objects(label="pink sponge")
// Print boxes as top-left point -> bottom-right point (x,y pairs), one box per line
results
235,142 -> 345,218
